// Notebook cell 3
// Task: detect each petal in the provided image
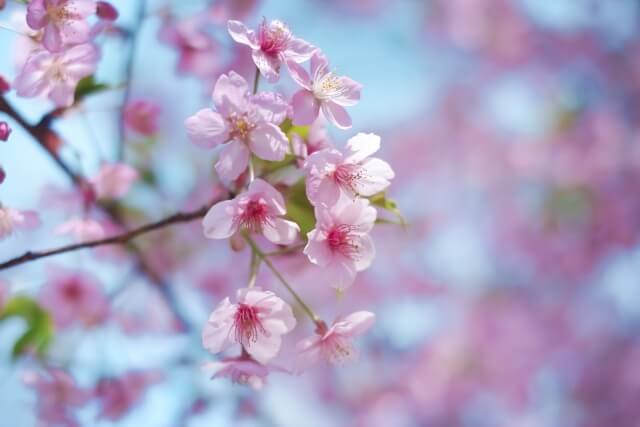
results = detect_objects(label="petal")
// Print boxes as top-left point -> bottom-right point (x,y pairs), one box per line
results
202,298 -> 236,354
26,0 -> 48,29
332,311 -> 376,338
246,331 -> 282,364
42,24 -> 63,53
202,200 -> 238,239
286,60 -> 312,89
353,235 -> 375,271
19,211 -> 41,230
49,81 -> 76,107
215,140 -> 250,182
324,258 -> 358,291
291,90 -> 320,126
303,229 -> 332,267
310,51 -> 330,81
321,102 -> 352,130
252,50 -> 280,83
284,37 -> 316,63
185,109 -> 229,148
212,71 -> 249,112
60,19 -> 91,45
345,133 -> 381,163
352,158 -> 394,196
249,122 -> 288,161
333,198 -> 377,233
251,92 -> 288,124
306,173 -> 340,207
263,218 -> 299,245
331,76 -> 362,107
227,20 -> 259,48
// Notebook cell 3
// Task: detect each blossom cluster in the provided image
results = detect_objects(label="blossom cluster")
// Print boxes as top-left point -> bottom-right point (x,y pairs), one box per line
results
186,18 -> 394,387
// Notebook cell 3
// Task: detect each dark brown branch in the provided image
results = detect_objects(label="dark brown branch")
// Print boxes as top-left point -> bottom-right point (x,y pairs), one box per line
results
0,205 -> 210,271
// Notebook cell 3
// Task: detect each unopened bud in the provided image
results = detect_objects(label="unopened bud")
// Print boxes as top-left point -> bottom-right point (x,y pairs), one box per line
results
0,76 -> 9,94
0,122 -> 11,142
229,232 -> 246,252
96,1 -> 119,21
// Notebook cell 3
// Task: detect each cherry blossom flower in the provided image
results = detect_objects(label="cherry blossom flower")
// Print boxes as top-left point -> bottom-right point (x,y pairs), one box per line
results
23,368 -> 91,427
123,100 -> 161,136
26,0 -> 96,52
288,52 -> 362,129
39,267 -> 109,329
0,206 -> 40,240
203,353 -> 271,390
0,121 -> 11,141
202,287 -> 296,364
304,197 -> 377,290
95,371 -> 162,421
91,163 -> 139,200
55,217 -> 104,242
305,133 -> 394,206
14,43 -> 99,107
228,18 -> 316,83
298,311 -> 375,365
202,178 -> 299,244
185,72 -> 288,181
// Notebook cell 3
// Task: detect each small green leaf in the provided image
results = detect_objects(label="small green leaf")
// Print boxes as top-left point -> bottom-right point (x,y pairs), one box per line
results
280,118 -> 310,141
74,76 -> 109,102
369,192 -> 407,228
285,180 -> 315,235
0,296 -> 54,360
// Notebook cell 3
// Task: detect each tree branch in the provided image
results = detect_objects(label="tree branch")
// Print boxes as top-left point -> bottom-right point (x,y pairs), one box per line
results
0,205 -> 210,271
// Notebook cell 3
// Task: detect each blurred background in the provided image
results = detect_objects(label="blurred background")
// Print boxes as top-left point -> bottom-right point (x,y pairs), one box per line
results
1,0 -> 640,426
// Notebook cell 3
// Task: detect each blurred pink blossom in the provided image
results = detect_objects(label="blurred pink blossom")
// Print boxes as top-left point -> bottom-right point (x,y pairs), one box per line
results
26,0 -> 96,52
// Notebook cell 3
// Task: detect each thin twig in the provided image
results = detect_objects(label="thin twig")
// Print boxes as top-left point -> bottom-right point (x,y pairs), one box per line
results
0,205 -> 210,271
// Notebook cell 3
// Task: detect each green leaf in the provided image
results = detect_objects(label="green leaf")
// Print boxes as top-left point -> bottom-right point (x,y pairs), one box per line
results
280,118 -> 310,141
285,180 -> 315,235
0,296 -> 54,360
74,76 -> 109,102
369,192 -> 407,228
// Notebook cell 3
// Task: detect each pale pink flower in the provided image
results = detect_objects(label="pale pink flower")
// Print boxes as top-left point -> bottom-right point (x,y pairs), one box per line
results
298,311 -> 375,365
0,121 -> 11,141
95,371 -> 162,421
202,179 -> 299,244
14,44 -> 99,107
202,287 -> 296,364
288,52 -> 362,129
55,217 -> 104,241
123,100 -> 161,136
26,0 -> 96,52
304,197 -> 377,290
203,353 -> 271,390
227,18 -> 316,83
91,163 -> 138,200
185,72 -> 289,181
39,267 -> 109,329
0,206 -> 40,240
305,133 -> 394,206
23,368 -> 91,427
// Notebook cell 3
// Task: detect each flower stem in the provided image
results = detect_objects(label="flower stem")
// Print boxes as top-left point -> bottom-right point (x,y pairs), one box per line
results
243,234 -> 321,323
247,250 -> 260,288
252,67 -> 260,94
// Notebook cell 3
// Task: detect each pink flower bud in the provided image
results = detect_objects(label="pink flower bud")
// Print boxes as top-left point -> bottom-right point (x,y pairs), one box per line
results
0,122 -> 11,142
0,167 -> 5,185
96,1 -> 119,21
0,76 -> 9,94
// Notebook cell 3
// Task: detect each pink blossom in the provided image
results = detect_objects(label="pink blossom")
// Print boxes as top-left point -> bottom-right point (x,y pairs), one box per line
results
288,52 -> 362,129
26,0 -> 96,52
298,311 -> 375,365
39,267 -> 109,329
0,121 -> 11,141
305,133 -> 394,206
202,287 -> 296,364
95,371 -> 162,421
185,72 -> 289,181
23,368 -> 91,427
203,353 -> 271,390
227,18 -> 316,83
14,43 -> 99,107
202,179 -> 299,244
303,197 -> 377,290
55,217 -> 104,242
123,100 -> 161,136
0,206 -> 40,240
91,163 -> 139,199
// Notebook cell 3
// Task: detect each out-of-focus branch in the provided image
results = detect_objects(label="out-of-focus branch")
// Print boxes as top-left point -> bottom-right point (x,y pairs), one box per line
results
117,0 -> 147,160
0,205 -> 210,271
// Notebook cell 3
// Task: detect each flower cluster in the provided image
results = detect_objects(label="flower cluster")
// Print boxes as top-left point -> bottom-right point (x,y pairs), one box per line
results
187,18 -> 393,387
